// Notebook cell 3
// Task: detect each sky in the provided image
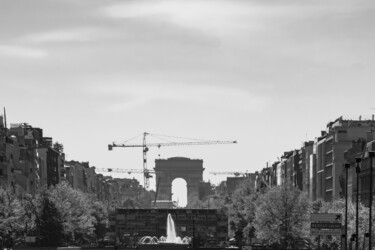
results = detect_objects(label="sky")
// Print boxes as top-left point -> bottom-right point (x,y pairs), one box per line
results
1,0 -> 375,206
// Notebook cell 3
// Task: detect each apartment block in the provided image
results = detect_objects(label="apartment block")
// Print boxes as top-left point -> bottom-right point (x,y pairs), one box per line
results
6,123 -> 44,193
315,117 -> 375,202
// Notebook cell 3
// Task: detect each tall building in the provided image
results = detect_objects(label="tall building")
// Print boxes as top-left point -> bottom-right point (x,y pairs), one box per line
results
301,141 -> 315,199
314,117 -> 375,201
65,160 -> 86,192
36,136 -> 64,187
5,123 -> 43,193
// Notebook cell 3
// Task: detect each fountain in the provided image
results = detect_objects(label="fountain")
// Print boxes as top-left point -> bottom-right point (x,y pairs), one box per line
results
137,213 -> 191,250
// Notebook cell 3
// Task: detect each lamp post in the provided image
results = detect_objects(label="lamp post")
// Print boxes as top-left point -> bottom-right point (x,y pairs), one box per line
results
345,163 -> 351,250
369,151 -> 375,250
355,157 -> 362,250
192,216 -> 196,250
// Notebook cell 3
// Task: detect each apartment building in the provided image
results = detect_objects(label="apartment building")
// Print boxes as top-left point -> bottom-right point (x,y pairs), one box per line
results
315,117 -> 375,201
5,123 -> 44,193
37,138 -> 62,187
269,116 -> 375,204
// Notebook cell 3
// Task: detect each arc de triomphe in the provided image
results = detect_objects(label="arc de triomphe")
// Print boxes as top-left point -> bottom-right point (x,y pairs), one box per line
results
154,157 -> 204,206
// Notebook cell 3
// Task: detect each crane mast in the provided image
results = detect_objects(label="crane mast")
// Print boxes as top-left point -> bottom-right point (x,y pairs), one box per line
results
142,132 -> 149,189
108,132 -> 237,189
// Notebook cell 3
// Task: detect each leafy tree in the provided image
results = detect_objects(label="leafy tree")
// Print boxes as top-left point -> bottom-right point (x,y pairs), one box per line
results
254,185 -> 311,248
53,142 -> 64,153
223,178 -> 258,245
38,190 -> 63,247
204,177 -> 258,245
90,199 -> 108,240
318,198 -> 369,249
0,186 -> 25,248
20,192 -> 40,239
49,182 -> 96,245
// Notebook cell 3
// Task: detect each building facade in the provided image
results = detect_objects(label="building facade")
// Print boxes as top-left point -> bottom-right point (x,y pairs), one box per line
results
109,208 -> 228,247
268,116 -> 375,204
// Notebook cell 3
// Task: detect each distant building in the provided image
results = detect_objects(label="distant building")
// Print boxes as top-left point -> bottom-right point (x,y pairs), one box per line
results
37,145 -> 61,187
64,160 -> 86,192
227,173 -> 256,194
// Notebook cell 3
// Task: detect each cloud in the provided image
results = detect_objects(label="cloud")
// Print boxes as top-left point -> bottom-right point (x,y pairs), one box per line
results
88,82 -> 268,113
22,28 -> 101,43
0,45 -> 47,58
102,0 -> 262,36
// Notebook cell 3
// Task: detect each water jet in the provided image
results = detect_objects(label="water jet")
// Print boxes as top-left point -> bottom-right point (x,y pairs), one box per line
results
137,213 -> 191,250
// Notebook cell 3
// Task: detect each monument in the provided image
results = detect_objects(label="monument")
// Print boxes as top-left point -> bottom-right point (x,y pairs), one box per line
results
154,157 -> 204,206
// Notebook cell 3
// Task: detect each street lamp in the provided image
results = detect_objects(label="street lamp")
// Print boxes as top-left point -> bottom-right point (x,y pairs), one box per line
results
355,157 -> 362,250
345,163 -> 351,250
368,151 -> 375,250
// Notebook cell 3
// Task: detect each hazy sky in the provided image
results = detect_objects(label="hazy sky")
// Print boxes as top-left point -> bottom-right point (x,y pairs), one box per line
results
1,0 -> 375,206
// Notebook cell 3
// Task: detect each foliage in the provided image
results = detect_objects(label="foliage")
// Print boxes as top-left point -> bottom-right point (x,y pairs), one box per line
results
0,186 -> 25,247
53,142 -> 64,153
207,177 -> 258,245
254,185 -> 311,248
317,198 -> 369,249
38,190 -> 64,247
49,181 -> 96,245
90,199 -> 108,239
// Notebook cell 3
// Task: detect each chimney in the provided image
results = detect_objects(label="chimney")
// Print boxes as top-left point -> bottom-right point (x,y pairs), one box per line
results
372,114 -> 374,121
359,115 -> 362,121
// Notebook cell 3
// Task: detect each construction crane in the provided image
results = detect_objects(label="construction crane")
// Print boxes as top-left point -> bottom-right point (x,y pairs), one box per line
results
94,168 -> 155,175
108,132 -> 237,189
209,171 -> 248,177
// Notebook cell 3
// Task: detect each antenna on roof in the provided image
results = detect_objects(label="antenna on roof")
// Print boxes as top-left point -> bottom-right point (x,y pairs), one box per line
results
3,107 -> 7,130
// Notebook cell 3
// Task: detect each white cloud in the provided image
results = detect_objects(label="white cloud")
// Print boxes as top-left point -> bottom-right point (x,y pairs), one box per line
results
88,82 -> 268,113
0,45 -> 47,58
102,0 -> 262,36
22,28 -> 100,43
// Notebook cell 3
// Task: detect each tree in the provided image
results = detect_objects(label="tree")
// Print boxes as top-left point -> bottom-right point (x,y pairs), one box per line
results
53,142 -> 64,153
38,190 -> 63,247
0,186 -> 25,248
49,182 -> 96,245
254,185 -> 311,248
318,198 -> 369,249
90,199 -> 108,240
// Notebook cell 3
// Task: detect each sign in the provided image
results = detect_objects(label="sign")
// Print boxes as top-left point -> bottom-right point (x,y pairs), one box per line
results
311,213 -> 342,223
311,229 -> 341,237
311,222 -> 342,229
311,213 -> 342,237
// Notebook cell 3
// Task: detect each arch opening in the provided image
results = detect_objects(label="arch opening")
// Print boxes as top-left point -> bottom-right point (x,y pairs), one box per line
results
171,178 -> 187,208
